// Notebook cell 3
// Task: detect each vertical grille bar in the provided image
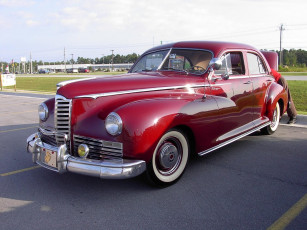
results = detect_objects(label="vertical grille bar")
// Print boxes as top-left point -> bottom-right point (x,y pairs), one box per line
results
55,95 -> 72,146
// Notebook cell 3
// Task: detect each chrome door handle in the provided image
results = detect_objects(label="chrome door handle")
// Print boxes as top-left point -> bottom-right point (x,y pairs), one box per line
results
244,81 -> 252,84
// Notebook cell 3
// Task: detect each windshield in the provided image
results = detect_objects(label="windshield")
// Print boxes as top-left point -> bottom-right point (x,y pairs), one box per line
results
131,49 -> 212,75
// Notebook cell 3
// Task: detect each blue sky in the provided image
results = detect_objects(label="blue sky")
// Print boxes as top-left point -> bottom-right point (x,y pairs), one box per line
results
0,0 -> 306,62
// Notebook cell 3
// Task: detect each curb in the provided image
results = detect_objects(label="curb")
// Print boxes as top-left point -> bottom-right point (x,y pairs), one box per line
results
0,89 -> 55,95
280,114 -> 307,129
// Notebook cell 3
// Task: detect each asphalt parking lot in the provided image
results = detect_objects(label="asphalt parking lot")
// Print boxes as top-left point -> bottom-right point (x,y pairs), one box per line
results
0,92 -> 307,230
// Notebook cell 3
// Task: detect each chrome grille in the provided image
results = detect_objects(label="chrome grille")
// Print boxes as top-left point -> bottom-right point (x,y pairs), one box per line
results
40,133 -> 57,146
73,135 -> 123,159
55,95 -> 72,145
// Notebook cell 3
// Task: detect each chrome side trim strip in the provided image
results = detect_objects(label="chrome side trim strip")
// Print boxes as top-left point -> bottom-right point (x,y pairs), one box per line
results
75,84 -> 209,99
198,122 -> 270,156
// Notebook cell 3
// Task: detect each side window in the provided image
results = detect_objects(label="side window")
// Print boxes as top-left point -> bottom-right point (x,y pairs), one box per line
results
247,53 -> 266,75
215,52 -> 245,75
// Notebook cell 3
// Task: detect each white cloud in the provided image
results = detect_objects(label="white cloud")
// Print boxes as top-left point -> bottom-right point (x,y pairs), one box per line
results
26,19 -> 39,26
0,0 -> 34,7
1,0 -> 307,61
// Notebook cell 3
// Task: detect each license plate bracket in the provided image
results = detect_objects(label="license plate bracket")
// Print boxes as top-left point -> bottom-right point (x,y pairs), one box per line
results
42,148 -> 57,168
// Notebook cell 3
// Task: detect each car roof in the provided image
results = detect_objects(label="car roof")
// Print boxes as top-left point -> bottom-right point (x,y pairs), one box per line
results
144,41 -> 258,57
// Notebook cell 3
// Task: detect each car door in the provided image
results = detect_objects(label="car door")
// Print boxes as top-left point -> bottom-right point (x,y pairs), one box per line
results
208,51 -> 255,143
245,52 -> 272,125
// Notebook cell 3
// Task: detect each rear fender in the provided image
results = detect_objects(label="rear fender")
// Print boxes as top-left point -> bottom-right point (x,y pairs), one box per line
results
265,82 -> 288,120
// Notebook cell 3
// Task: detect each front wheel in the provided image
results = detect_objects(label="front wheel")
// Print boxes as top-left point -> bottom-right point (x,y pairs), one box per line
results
261,102 -> 280,135
146,129 -> 189,186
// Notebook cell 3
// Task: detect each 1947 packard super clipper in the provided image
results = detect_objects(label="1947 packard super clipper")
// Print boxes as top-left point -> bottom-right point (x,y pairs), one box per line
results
27,41 -> 288,186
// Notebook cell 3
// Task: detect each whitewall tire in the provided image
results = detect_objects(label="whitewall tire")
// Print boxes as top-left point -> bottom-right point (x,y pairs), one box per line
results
147,129 -> 189,186
262,102 -> 280,135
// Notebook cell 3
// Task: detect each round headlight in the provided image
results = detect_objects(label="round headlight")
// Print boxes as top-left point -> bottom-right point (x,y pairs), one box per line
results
105,112 -> 123,136
38,103 -> 49,121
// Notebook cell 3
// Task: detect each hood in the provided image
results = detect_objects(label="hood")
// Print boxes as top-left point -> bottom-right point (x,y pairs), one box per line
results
57,72 -> 206,99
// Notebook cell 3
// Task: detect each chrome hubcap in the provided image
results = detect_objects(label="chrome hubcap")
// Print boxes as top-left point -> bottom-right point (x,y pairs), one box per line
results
157,139 -> 182,175
159,142 -> 179,169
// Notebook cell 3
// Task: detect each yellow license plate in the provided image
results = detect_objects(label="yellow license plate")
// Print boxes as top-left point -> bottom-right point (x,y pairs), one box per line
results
43,148 -> 57,168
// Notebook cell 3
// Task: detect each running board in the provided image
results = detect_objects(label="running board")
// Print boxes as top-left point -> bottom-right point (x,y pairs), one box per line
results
198,122 -> 270,156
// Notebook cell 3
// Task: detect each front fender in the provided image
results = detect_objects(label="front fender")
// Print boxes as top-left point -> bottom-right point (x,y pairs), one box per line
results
39,98 -> 55,130
265,82 -> 288,120
115,97 -> 193,162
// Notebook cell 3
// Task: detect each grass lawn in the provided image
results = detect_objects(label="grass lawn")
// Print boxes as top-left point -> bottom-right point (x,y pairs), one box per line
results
14,77 -> 84,93
3,76 -> 307,114
18,71 -> 127,77
10,72 -> 125,92
288,81 -> 307,114
280,72 -> 307,76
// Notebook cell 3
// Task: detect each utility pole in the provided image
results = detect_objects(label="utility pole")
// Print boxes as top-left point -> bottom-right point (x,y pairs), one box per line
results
30,52 -> 32,74
71,53 -> 74,72
64,47 -> 66,72
111,50 -> 114,71
279,24 -> 285,66
101,54 -> 104,64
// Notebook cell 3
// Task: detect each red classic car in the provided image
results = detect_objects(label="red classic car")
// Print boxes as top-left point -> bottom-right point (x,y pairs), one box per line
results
27,41 -> 288,186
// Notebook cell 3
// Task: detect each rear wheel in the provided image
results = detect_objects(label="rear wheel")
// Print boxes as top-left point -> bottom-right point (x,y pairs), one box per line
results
146,129 -> 189,186
261,103 -> 280,135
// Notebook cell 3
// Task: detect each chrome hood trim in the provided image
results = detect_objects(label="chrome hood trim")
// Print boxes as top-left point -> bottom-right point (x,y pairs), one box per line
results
75,84 -> 209,99
57,77 -> 97,90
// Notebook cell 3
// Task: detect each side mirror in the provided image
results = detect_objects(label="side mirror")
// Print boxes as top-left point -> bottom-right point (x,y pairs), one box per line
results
208,58 -> 222,71
221,73 -> 229,80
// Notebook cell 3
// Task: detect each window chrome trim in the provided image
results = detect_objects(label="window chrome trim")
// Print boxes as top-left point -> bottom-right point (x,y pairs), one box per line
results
246,51 -> 269,74
228,76 -> 250,80
213,74 -> 269,81
248,74 -> 269,78
130,47 -> 214,75
129,48 -> 171,73
158,48 -> 172,70
158,48 -> 214,75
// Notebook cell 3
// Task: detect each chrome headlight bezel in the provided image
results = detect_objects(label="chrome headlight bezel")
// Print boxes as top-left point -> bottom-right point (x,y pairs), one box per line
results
105,112 -> 123,136
38,103 -> 49,121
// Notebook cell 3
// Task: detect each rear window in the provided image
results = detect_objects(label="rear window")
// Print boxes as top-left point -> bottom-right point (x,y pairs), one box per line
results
247,53 -> 266,75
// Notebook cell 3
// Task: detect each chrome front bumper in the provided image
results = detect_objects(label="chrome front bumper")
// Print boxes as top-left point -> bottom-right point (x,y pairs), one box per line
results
26,133 -> 146,179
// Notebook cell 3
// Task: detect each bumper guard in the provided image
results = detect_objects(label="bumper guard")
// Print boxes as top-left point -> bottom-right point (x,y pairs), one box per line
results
26,133 -> 146,179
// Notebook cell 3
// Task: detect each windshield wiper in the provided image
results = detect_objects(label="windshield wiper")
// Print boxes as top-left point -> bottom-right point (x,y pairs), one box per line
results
134,68 -> 153,73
